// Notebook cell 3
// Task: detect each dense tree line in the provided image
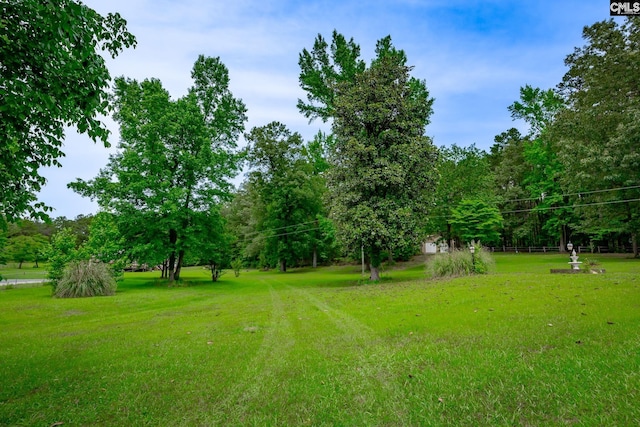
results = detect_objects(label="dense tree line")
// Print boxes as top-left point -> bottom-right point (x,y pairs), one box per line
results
0,215 -> 92,269
429,18 -> 640,256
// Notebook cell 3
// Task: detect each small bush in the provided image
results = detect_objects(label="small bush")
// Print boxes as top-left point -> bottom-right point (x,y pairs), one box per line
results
428,245 -> 495,278
54,260 -> 117,298
231,259 -> 243,277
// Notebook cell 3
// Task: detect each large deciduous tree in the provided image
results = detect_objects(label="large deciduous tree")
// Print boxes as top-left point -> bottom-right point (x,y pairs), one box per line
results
508,85 -> 573,250
488,128 -> 533,247
0,0 -> 136,228
245,122 -> 322,272
70,56 -> 246,281
329,55 -> 438,280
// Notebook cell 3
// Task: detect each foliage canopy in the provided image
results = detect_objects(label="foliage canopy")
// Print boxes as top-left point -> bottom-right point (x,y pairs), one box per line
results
0,0 -> 136,228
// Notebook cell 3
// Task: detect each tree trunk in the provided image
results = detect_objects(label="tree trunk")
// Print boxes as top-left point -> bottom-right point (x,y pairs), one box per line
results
175,250 -> 185,280
168,251 -> 176,281
280,259 -> 287,272
369,246 -> 381,281
18,260 -> 23,269
209,262 -> 219,282
168,228 -> 178,282
312,247 -> 317,268
313,219 -> 319,268
369,264 -> 380,281
633,232 -> 638,258
560,225 -> 567,253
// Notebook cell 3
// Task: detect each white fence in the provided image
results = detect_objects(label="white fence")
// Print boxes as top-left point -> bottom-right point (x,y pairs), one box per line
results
488,246 -> 629,253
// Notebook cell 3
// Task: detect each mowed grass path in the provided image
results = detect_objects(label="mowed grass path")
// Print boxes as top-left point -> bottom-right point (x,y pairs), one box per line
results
1,255 -> 639,426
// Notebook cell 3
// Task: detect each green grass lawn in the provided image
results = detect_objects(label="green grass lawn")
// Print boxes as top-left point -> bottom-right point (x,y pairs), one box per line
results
1,255 -> 639,426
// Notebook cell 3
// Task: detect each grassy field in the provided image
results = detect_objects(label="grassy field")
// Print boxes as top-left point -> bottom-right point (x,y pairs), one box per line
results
1,254 -> 639,426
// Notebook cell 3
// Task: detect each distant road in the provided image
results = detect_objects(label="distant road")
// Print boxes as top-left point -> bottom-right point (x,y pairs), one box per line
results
0,279 -> 48,286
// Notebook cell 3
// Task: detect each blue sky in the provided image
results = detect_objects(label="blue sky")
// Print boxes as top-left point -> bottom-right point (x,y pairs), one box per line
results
38,0 -> 611,219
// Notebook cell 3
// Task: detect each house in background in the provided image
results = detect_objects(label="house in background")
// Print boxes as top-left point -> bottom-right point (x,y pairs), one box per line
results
422,235 -> 447,254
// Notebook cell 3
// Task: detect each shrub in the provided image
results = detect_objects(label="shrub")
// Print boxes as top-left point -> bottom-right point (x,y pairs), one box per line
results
472,246 -> 495,274
54,260 -> 117,298
427,245 -> 494,278
231,259 -> 243,277
207,261 -> 226,282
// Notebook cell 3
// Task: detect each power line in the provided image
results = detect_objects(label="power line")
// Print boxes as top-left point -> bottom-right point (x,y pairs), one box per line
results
234,223 -> 323,242
236,220 -> 318,239
231,186 -> 640,241
497,184 -> 640,204
265,226 -> 322,239
501,197 -> 640,215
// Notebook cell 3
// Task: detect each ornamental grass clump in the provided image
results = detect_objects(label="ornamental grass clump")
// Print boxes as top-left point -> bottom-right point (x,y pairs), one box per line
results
54,260 -> 117,298
428,245 -> 494,278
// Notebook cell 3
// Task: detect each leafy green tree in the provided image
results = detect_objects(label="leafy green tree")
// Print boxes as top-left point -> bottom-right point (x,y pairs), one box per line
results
303,131 -> 333,175
3,220 -> 50,267
488,128 -> 533,247
222,182 -> 265,267
80,212 -> 122,261
298,31 -> 427,125
78,212 -> 126,279
226,131 -> 338,270
0,0 -> 136,228
429,144 -> 495,249
329,55 -> 438,280
302,131 -> 339,267
189,209 -> 231,282
298,30 -> 366,122
5,235 -> 36,269
508,85 -> 572,250
554,17 -> 640,255
52,215 -> 94,246
6,218 -> 51,238
245,122 -> 321,272
508,85 -> 564,137
450,200 -> 503,246
44,228 -> 79,289
230,258 -> 243,277
70,56 -> 247,281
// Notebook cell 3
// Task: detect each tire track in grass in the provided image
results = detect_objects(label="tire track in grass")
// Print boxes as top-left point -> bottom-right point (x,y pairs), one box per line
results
211,280 -> 295,423
275,280 -> 410,422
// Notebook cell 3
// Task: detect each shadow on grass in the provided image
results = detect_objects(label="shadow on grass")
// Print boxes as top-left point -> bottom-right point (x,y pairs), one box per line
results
118,276 -> 221,292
